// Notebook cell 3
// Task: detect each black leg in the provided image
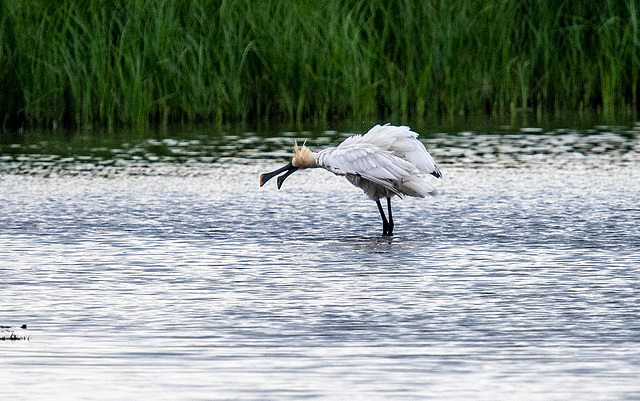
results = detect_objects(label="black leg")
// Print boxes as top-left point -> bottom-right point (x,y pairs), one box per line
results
376,199 -> 390,235
386,197 -> 394,235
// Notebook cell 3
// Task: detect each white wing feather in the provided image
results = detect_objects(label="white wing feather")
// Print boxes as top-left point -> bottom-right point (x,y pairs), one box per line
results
316,145 -> 420,198
338,124 -> 440,177
317,145 -> 412,179
313,124 -> 440,199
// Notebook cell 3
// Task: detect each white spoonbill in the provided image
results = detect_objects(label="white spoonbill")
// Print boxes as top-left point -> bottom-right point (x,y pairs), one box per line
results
260,124 -> 441,235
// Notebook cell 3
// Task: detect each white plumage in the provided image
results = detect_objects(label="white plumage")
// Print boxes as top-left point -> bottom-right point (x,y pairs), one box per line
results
260,124 -> 441,235
316,124 -> 440,200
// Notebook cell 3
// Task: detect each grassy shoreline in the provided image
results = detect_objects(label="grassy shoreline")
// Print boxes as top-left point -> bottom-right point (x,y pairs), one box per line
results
1,0 -> 638,130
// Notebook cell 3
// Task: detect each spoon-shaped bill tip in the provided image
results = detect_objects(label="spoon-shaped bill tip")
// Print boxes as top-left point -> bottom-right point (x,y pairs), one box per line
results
276,168 -> 296,189
259,173 -> 270,187
259,162 -> 297,188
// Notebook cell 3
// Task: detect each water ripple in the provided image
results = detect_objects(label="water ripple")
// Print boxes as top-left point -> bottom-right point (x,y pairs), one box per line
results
2,124 -> 640,400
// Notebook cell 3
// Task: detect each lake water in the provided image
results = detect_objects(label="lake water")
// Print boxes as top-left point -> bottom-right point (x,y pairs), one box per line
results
1,122 -> 640,400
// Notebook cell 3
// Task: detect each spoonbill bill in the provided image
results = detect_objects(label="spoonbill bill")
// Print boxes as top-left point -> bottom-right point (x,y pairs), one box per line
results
260,124 -> 441,235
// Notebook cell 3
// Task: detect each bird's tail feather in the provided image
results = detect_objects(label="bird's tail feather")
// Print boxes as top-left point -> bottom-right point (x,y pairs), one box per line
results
399,176 -> 438,197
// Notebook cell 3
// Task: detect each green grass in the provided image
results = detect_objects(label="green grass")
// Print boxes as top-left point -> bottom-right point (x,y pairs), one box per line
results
1,0 -> 639,129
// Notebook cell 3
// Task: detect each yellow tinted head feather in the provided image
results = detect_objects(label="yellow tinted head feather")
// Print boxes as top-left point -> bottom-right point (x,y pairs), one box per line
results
292,140 -> 316,169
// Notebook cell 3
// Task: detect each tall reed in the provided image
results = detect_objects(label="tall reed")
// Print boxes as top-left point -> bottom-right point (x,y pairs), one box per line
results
1,0 -> 638,129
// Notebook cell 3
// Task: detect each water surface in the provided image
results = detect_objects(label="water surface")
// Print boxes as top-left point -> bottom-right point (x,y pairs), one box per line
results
2,123 -> 640,400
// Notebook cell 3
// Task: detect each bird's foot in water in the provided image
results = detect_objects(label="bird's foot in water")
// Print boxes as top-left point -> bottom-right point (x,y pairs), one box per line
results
382,223 -> 394,236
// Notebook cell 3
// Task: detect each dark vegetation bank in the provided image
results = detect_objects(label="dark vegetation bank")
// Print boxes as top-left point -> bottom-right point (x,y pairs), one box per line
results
0,0 -> 638,129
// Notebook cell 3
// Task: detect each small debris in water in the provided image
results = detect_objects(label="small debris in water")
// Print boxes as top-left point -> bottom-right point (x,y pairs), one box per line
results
520,127 -> 544,133
1,324 -> 30,341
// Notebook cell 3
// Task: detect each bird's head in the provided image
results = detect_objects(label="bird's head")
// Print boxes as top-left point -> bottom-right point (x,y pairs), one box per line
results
259,141 -> 316,189
292,141 -> 316,169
